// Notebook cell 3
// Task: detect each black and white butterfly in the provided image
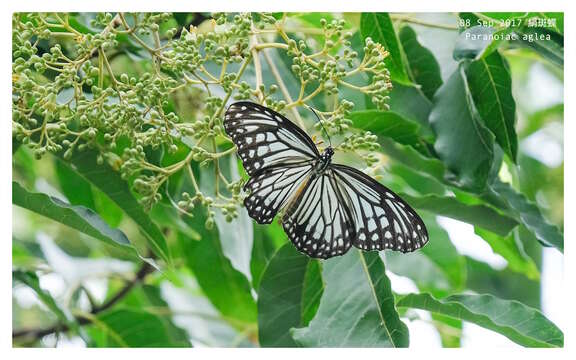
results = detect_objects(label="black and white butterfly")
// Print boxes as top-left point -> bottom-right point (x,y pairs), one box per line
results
224,101 -> 428,259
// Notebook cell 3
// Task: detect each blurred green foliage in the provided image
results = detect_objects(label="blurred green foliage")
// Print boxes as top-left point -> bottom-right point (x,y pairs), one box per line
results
12,12 -> 563,348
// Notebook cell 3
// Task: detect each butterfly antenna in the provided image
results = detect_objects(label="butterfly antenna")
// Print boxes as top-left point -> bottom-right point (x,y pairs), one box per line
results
306,105 -> 332,147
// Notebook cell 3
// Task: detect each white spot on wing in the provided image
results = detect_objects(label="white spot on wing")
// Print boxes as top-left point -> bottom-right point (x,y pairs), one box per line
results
367,218 -> 377,232
257,146 -> 268,156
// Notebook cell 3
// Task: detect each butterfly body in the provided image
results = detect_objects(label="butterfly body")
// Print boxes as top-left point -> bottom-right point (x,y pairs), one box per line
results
313,147 -> 334,175
224,101 -> 429,259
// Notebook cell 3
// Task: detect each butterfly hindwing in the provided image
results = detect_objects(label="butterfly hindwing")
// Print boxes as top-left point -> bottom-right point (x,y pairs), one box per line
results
332,164 -> 429,253
224,102 -> 319,176
243,161 -> 313,224
282,170 -> 356,259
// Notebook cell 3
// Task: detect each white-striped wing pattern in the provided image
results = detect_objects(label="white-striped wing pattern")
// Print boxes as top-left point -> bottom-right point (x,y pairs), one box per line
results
224,102 -> 319,176
282,170 -> 356,258
224,101 -> 429,259
333,165 -> 428,253
244,162 -> 313,224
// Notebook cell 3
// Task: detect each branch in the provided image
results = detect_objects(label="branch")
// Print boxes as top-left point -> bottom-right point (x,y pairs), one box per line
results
12,261 -> 154,341
390,14 -> 459,30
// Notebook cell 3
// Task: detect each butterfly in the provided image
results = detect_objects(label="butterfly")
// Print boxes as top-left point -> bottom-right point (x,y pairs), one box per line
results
224,101 -> 429,259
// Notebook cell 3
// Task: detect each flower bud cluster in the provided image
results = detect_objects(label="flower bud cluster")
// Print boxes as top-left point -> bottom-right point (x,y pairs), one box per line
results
12,12 -> 393,228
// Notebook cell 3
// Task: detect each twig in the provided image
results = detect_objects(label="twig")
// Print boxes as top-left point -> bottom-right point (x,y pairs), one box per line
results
89,14 -> 123,58
12,262 -> 154,341
250,26 -> 264,104
214,56 -> 251,119
391,14 -> 459,30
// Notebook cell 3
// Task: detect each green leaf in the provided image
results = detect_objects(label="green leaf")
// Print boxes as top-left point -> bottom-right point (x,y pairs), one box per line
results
87,284 -> 191,347
387,162 -> 446,196
432,313 -> 462,347
489,181 -> 563,252
401,193 -> 518,236
12,181 -> 136,255
386,214 -> 466,296
519,103 -> 563,138
257,244 -> 322,347
471,13 -> 564,65
464,256 -> 541,309
540,12 -> 564,35
397,293 -> 563,347
54,159 -> 95,209
214,160 -> 254,282
466,51 -> 518,161
90,308 -> 191,347
514,25 -> 563,66
92,188 -> 125,228
13,143 -> 37,188
458,12 -> 481,30
454,26 -> 496,60
475,227 -> 540,280
348,110 -> 423,147
60,151 -> 170,264
360,13 -> 410,84
386,248 -> 454,296
12,237 -> 44,269
292,250 -> 409,347
178,211 -> 257,323
516,154 -> 563,222
479,27 -> 515,59
399,25 -> 443,99
55,159 -> 125,228
388,81 -> 432,130
429,64 -> 495,192
212,205 -> 255,280
250,223 -> 283,290
13,270 -> 79,334
379,138 -> 445,183
198,147 -> 254,282
300,259 -> 323,325
13,137 -> 21,154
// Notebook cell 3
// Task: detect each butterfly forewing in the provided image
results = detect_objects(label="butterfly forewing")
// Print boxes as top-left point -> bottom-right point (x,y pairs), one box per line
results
332,164 -> 429,253
243,161 -> 313,224
224,102 -> 319,176
282,170 -> 356,259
